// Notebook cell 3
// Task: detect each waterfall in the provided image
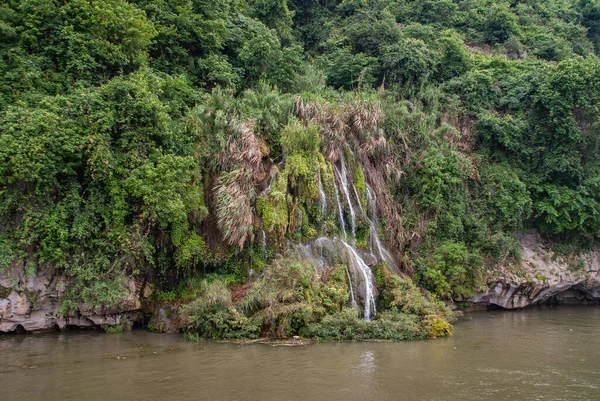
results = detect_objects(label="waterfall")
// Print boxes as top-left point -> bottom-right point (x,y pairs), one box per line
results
333,175 -> 347,240
352,183 -> 365,216
297,236 -> 374,319
334,156 -> 356,242
366,185 -> 399,273
318,169 -> 327,223
346,265 -> 358,309
260,229 -> 267,262
260,169 -> 277,196
341,240 -> 376,320
282,156 -> 400,321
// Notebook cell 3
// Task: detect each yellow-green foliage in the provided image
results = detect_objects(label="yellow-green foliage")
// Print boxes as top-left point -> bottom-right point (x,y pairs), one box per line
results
423,314 -> 453,338
181,279 -> 260,339
256,169 -> 288,248
181,257 -> 459,340
279,121 -> 331,240
281,122 -> 322,202
281,122 -> 321,174
354,165 -> 367,212
319,265 -> 351,311
182,259 -> 352,339
378,267 -> 460,338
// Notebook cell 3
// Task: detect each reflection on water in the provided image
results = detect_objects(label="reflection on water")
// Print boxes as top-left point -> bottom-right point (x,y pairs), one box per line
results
1,307 -> 599,401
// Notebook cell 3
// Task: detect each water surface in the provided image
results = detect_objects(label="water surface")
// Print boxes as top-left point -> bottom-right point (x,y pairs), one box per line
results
1,307 -> 599,401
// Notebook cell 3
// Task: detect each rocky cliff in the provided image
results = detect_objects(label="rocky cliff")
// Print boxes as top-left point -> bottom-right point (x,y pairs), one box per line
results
469,232 -> 600,308
0,265 -> 146,333
2,232 -> 599,333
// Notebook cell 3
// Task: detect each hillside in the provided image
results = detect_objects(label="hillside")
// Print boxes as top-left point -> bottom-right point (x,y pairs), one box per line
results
1,0 -> 599,337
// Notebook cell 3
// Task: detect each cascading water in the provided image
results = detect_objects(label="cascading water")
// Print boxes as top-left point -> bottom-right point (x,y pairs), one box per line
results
260,229 -> 267,262
284,152 -> 400,320
352,183 -> 365,216
260,169 -> 278,197
318,171 -> 327,256
334,156 -> 356,242
333,174 -> 347,240
341,240 -> 376,320
346,264 -> 358,309
318,170 -> 327,224
296,236 -> 371,318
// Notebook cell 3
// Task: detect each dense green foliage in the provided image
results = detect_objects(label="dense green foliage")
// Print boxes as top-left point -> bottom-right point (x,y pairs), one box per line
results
1,0 -> 599,336
181,260 -> 457,339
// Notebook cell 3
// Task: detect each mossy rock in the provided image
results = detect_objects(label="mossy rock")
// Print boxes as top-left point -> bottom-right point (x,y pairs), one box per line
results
0,285 -> 11,299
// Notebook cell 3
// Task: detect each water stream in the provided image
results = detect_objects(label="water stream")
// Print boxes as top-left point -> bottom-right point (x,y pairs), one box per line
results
333,173 -> 347,240
341,240 -> 376,320
334,156 -> 356,242
296,155 -> 401,319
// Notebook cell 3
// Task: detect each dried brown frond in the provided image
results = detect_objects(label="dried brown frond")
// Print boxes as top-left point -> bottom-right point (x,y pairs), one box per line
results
295,97 -> 411,255
214,168 -> 255,249
225,118 -> 269,171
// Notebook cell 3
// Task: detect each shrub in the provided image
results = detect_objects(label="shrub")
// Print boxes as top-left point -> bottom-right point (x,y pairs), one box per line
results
300,308 -> 425,341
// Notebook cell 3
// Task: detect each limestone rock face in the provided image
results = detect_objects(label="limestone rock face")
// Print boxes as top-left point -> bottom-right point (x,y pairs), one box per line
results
148,306 -> 184,333
469,232 -> 600,308
0,265 -> 145,333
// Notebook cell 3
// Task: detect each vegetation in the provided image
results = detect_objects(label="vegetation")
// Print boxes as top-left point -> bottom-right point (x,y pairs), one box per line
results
1,0 -> 599,338
181,259 -> 457,340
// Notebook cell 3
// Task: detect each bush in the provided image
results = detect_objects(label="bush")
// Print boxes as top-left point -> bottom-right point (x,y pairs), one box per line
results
181,279 -> 260,339
301,308 -> 425,341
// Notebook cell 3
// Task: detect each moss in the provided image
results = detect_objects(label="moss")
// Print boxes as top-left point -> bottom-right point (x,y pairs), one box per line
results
0,285 -> 11,299
354,227 -> 369,249
22,287 -> 39,305
353,165 -> 367,212
256,172 -> 289,250
299,204 -> 318,239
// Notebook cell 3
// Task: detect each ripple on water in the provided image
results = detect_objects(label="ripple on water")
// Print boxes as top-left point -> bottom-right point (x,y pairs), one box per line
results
0,307 -> 598,401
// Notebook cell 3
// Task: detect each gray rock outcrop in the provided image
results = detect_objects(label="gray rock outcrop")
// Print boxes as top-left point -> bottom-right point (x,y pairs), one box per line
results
469,232 -> 600,308
0,265 -> 146,333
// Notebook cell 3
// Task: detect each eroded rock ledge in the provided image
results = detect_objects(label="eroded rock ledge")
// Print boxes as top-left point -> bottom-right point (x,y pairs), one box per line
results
469,232 -> 600,308
2,232 -> 599,333
0,265 -> 146,333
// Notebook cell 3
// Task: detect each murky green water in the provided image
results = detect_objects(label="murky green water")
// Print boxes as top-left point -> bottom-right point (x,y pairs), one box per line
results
1,307 -> 599,401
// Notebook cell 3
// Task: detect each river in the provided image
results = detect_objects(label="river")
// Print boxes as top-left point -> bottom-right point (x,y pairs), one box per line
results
1,306 -> 599,401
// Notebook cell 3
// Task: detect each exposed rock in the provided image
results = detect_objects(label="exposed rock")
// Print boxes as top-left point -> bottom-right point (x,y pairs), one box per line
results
469,231 -> 600,308
148,306 -> 184,333
0,264 -> 146,333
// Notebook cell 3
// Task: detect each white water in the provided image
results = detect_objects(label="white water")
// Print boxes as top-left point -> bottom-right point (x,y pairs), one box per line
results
352,183 -> 365,216
298,237 -> 372,319
282,157 -> 399,320
333,173 -> 347,240
334,156 -> 356,242
260,229 -> 267,262
260,169 -> 278,196
346,266 -> 358,309
318,170 -> 327,224
341,240 -> 376,320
